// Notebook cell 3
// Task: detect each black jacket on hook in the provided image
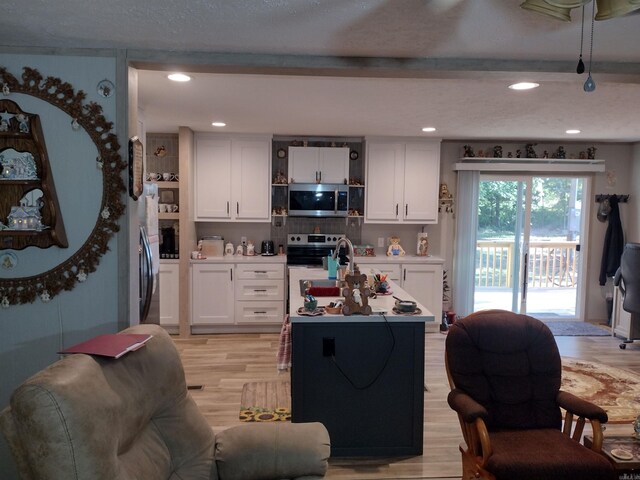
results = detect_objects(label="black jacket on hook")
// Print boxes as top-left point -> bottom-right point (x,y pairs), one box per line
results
599,196 -> 624,286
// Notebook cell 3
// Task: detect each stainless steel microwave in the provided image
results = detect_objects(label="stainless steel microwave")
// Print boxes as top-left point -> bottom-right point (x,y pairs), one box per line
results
288,183 -> 349,217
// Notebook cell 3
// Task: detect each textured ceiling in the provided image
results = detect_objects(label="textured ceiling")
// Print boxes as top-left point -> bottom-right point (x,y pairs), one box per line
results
3,0 -> 640,140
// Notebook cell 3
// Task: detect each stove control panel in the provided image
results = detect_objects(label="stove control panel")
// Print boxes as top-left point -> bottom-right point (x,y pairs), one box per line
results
287,233 -> 345,246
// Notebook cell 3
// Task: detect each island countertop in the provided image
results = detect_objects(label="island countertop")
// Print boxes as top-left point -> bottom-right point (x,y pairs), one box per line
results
288,266 -> 435,324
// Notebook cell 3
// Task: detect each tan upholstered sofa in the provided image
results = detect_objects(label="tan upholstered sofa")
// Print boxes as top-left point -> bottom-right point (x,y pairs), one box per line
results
0,324 -> 330,480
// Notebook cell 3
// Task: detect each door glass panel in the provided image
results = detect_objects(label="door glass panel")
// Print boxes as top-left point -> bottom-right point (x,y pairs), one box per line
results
526,177 -> 582,318
474,175 -> 584,319
474,178 -> 525,313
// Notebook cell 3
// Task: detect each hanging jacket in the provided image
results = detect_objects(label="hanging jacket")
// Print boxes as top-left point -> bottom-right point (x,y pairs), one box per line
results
599,196 -> 624,286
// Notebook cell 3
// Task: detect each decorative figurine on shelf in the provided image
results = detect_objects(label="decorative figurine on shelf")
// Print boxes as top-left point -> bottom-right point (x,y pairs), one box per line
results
246,240 -> 255,256
587,146 -> 597,160
417,233 -> 429,256
154,146 -> 167,158
516,149 -> 522,158
493,145 -> 503,158
543,150 -> 549,159
236,244 -> 244,256
553,146 -> 566,159
525,143 -> 537,158
341,271 -> 372,316
225,242 -> 234,256
463,145 -> 475,157
387,236 -> 406,256
507,151 -> 513,158
273,171 -> 288,184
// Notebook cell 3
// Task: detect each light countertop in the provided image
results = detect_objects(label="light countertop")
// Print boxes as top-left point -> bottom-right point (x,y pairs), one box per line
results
288,266 -> 435,324
190,254 -> 441,265
190,254 -> 287,264
354,254 -> 444,265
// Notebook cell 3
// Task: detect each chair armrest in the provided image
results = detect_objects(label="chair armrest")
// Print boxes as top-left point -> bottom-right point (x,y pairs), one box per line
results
557,390 -> 609,423
447,389 -> 489,423
214,422 -> 330,480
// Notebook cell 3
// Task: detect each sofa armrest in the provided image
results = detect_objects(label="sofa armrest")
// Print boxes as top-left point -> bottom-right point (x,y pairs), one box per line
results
214,422 -> 330,480
447,389 -> 489,424
557,390 -> 609,423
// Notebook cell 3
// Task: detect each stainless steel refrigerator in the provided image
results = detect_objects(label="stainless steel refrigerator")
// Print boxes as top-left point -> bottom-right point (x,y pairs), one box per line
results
139,182 -> 160,324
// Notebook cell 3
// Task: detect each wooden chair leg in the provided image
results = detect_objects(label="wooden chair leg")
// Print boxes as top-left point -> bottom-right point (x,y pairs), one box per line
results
460,445 -> 495,480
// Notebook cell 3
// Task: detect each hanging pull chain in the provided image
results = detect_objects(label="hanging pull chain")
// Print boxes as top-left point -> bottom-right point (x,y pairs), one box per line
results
576,5 -> 585,74
583,1 -> 596,92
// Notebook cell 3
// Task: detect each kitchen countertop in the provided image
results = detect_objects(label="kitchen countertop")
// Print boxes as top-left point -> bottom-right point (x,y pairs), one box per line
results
288,266 -> 434,323
354,254 -> 444,264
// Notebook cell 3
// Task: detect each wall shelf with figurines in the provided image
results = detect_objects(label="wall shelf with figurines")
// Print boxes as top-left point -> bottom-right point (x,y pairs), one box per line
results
462,143 -> 598,160
0,99 -> 67,250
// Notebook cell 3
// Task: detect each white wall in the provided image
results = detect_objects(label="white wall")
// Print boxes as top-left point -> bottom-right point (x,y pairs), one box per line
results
0,52 -> 120,479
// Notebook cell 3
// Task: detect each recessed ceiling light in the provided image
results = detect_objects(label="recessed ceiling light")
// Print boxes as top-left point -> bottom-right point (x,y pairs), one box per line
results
167,73 -> 191,82
421,127 -> 437,132
211,122 -> 226,127
566,129 -> 581,134
508,82 -> 540,91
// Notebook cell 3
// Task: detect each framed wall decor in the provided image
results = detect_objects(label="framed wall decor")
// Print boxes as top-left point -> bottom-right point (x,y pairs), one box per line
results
129,136 -> 143,200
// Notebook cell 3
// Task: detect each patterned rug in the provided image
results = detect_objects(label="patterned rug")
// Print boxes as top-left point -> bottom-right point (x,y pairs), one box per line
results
239,381 -> 291,422
562,357 -> 640,423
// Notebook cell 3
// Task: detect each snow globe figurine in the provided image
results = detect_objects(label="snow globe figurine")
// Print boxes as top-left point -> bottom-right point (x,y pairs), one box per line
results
246,240 -> 255,256
225,242 -> 234,256
236,244 -> 244,256
387,236 -> 406,256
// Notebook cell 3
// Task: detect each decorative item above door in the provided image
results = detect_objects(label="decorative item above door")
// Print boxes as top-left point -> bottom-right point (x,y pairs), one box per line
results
0,66 -> 126,307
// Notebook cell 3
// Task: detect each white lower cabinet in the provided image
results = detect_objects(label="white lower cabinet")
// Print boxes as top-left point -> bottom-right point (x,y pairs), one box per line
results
362,263 -> 401,282
159,263 -> 180,326
191,262 -> 285,329
401,264 -> 443,320
191,263 -> 234,325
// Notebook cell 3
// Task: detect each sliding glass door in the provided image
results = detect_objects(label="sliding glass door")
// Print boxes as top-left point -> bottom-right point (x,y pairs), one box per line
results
474,175 -> 586,319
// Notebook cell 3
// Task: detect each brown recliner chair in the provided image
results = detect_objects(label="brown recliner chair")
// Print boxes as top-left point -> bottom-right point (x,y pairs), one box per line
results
0,324 -> 330,480
445,310 -> 614,480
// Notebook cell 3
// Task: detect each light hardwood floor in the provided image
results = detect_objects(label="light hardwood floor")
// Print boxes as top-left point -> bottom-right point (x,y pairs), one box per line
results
174,330 -> 640,480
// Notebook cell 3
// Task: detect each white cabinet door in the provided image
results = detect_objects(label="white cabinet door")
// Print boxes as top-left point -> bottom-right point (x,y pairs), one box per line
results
318,147 -> 349,184
365,142 -> 404,221
365,140 -> 441,224
288,147 -> 320,183
401,263 -> 443,319
403,142 -> 440,223
191,264 -> 234,325
194,136 -> 232,220
159,263 -> 179,326
289,147 -> 349,184
232,138 -> 271,221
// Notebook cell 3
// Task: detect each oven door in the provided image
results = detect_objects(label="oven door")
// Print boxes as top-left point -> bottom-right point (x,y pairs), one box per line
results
288,183 -> 348,217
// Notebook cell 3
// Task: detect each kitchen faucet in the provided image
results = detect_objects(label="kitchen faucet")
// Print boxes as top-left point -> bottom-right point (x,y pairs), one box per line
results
332,237 -> 357,274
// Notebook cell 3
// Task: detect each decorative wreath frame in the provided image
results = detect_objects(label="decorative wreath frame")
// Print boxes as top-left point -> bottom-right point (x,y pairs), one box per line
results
0,66 -> 126,307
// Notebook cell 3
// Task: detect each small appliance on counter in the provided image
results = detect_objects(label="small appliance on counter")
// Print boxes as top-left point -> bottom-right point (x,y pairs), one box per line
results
199,236 -> 224,257
261,240 -> 275,256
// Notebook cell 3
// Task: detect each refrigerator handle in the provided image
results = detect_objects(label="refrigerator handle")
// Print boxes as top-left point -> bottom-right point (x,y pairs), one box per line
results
140,226 -> 153,323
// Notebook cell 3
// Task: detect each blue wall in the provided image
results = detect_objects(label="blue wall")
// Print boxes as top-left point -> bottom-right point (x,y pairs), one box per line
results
0,53 -> 121,479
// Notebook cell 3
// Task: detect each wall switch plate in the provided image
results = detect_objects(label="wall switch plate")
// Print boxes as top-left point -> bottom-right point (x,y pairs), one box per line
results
378,237 -> 385,247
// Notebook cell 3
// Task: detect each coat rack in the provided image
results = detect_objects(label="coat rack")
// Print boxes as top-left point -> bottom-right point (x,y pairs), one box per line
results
595,194 -> 629,203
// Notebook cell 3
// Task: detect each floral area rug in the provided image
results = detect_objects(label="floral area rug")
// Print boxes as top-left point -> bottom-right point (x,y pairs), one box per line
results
239,381 -> 291,422
562,357 -> 640,423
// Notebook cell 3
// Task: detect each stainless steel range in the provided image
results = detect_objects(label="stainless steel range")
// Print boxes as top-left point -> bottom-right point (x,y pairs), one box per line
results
286,233 -> 346,266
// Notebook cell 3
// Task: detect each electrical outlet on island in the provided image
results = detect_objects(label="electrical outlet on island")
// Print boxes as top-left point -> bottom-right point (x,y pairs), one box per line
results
378,237 -> 385,247
241,236 -> 247,246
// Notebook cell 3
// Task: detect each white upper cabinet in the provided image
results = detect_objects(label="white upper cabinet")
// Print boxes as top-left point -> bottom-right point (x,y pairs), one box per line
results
195,134 -> 271,222
365,140 -> 441,224
288,146 -> 348,184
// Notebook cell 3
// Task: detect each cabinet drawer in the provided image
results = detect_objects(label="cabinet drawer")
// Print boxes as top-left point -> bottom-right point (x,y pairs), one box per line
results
235,263 -> 285,280
361,263 -> 401,281
235,301 -> 284,324
235,279 -> 284,301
